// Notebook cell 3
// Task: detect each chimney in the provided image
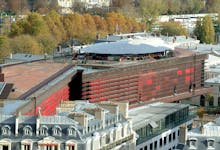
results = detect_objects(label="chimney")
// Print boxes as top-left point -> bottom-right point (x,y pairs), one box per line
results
179,125 -> 188,144
15,111 -> 21,136
94,108 -> 106,129
69,112 -> 88,127
118,102 -> 129,119
36,107 -> 41,136
99,103 -> 119,121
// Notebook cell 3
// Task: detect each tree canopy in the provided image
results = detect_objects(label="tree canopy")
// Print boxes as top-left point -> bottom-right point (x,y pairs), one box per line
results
194,16 -> 215,44
160,21 -> 188,36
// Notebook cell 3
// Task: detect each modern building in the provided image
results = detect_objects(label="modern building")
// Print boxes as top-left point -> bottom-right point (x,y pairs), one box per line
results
0,101 -> 136,150
176,117 -> 220,150
0,36 -> 212,116
129,102 -> 197,150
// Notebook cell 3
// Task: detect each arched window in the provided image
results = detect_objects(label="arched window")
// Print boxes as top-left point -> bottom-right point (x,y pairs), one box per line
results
39,125 -> 48,136
1,125 -> 11,136
23,125 -> 33,136
68,126 -> 77,137
52,126 -> 62,136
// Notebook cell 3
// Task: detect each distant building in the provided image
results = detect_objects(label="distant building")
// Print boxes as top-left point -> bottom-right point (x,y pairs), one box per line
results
0,101 -> 136,150
4,53 -> 50,64
56,0 -> 111,13
129,102 -> 197,150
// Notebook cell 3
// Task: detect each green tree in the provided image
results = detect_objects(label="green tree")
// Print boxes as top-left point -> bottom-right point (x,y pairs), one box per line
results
139,0 -> 167,29
10,35 -> 42,54
195,16 -> 215,44
160,21 -> 188,36
194,18 -> 203,41
0,36 -> 10,59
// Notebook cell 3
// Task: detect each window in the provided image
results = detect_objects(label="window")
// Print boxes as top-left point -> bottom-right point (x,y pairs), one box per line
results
218,97 -> 220,106
164,137 -> 167,145
39,126 -> 48,136
144,145 -> 147,150
150,143 -> 153,150
68,127 -> 76,137
22,144 -> 31,150
189,138 -> 197,149
169,134 -> 172,142
67,145 -> 75,150
23,126 -> 32,136
154,141 -> 157,149
173,132 -> 176,140
207,139 -> 215,149
159,138 -> 162,147
1,125 -> 11,135
53,126 -> 62,136
140,148 -> 143,150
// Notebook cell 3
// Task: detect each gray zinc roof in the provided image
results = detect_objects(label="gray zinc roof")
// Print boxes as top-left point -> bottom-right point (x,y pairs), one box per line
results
82,37 -> 173,55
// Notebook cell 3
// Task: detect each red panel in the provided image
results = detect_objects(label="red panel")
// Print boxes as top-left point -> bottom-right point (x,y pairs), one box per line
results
185,68 -> 191,74
185,76 -> 191,81
177,70 -> 182,75
147,79 -> 153,85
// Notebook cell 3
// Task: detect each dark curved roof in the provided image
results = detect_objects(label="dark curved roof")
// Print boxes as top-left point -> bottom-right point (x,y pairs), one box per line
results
82,37 -> 174,55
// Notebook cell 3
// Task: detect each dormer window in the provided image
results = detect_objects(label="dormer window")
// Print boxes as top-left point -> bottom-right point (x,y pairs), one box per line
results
39,125 -> 48,136
1,125 -> 11,136
68,126 -> 76,137
23,125 -> 33,136
189,138 -> 197,149
53,126 -> 62,136
207,139 -> 215,149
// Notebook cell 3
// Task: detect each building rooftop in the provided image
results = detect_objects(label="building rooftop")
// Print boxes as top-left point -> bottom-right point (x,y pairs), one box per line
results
129,102 -> 189,130
205,75 -> 220,84
82,37 -> 174,55
2,61 -> 70,99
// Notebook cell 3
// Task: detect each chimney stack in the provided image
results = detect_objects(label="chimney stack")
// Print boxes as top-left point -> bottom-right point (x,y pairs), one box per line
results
178,125 -> 188,144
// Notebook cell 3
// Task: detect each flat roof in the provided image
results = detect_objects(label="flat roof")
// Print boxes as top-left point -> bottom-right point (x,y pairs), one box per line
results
2,61 -> 69,99
129,102 -> 188,130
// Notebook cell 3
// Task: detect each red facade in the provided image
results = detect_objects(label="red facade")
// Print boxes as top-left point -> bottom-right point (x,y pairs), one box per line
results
82,54 -> 206,105
25,86 -> 69,116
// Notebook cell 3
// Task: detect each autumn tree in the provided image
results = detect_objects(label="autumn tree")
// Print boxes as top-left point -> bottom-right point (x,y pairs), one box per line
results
206,0 -> 220,12
10,35 -> 42,54
8,0 -> 30,15
0,35 -> 10,59
0,0 -> 7,11
160,21 -> 188,36
44,11 -> 67,43
194,16 -> 215,44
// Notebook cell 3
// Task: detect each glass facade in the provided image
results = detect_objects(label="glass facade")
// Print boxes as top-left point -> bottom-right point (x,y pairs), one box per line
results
136,106 -> 196,145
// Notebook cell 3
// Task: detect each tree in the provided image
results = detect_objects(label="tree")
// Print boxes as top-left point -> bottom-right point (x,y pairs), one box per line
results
8,0 -> 30,15
0,35 -> 10,59
10,35 -> 42,54
139,0 -> 167,30
206,0 -> 220,13
160,21 -> 188,36
33,0 -> 49,14
197,107 -> 205,118
194,18 -> 203,41
0,0 -> 7,11
194,16 -> 215,44
44,11 -> 67,43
